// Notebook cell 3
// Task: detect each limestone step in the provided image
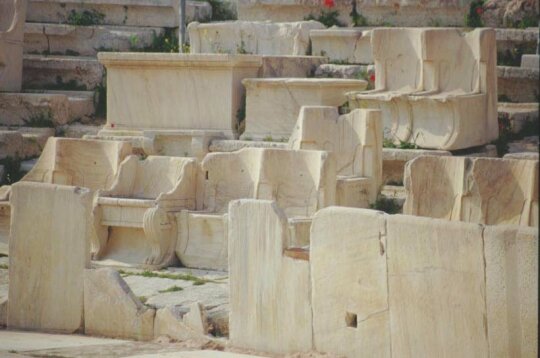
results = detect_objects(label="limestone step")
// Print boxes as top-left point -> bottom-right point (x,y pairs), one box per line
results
26,0 -> 212,27
0,128 -> 54,160
24,22 -> 166,57
0,91 -> 95,127
498,102 -> 539,134
24,90 -> 97,123
60,123 -> 103,138
22,54 -> 104,91
495,27 -> 539,54
497,66 -> 539,103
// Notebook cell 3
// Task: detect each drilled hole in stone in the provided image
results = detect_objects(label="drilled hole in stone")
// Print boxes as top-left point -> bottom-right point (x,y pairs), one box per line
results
345,312 -> 357,328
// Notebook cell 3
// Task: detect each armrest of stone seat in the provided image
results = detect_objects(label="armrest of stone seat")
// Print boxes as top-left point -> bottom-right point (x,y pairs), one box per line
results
97,155 -> 139,198
0,185 -> 11,201
155,159 -> 197,210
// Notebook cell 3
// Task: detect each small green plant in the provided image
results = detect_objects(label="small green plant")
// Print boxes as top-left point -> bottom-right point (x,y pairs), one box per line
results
118,269 -> 216,286
498,94 -> 512,102
236,94 -> 246,135
509,15 -> 538,29
22,110 -> 55,128
305,10 -> 345,27
0,157 -> 24,185
0,264 -> 8,270
262,135 -> 274,142
181,43 -> 191,54
370,196 -> 401,214
142,29 -> 179,53
66,9 -> 105,26
465,0 -> 484,28
129,35 -> 140,50
158,285 -> 184,293
138,296 -> 148,304
497,43 -> 537,66
350,2 -> 368,27
206,0 -> 237,21
236,40 -> 251,54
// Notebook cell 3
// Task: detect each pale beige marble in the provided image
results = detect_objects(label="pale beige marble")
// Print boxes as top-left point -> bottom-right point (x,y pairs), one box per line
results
21,137 -> 132,190
484,225 -> 538,358
241,78 -> 367,140
310,28 -> 373,64
310,207 -> 390,357
92,156 -> 198,269
0,0 -> 27,91
404,156 -> 539,227
8,182 -> 92,332
188,20 -> 325,56
349,28 -> 498,150
84,268 -> 155,341
229,200 -> 312,353
176,147 -> 336,270
98,53 -> 262,139
289,106 -> 382,206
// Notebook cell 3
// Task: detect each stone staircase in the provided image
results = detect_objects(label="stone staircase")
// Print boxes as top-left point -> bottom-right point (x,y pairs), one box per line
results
0,0 -> 212,182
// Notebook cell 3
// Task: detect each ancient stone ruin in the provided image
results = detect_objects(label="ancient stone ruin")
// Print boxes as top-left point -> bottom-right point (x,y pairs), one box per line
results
0,0 -> 537,357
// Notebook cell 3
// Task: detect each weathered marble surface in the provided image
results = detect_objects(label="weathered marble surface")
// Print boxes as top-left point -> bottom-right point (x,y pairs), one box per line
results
229,200 -> 312,353
98,53 -> 262,139
8,182 -> 92,332
0,0 -> 27,91
84,268 -> 155,341
404,156 -> 539,227
289,106 -> 382,206
349,28 -> 498,151
92,156 -> 198,269
188,20 -> 325,56
241,78 -> 366,140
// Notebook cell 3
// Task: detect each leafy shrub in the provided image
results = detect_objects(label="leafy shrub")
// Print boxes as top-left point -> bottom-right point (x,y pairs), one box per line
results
66,9 -> 105,26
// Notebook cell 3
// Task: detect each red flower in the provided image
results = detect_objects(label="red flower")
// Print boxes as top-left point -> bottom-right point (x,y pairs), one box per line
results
475,7 -> 484,15
324,0 -> 335,7
369,74 -> 375,82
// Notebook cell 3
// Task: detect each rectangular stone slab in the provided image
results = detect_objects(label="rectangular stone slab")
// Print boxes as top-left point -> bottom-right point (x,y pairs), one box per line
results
386,214 -> 489,357
98,53 -> 262,138
8,182 -> 92,332
241,78 -> 367,140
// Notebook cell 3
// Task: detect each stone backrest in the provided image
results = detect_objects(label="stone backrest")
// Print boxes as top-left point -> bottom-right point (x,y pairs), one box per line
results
309,207 -> 537,357
23,138 -> 132,191
104,155 -> 198,201
404,156 -> 538,227
371,28 -> 424,91
289,107 -> 382,180
188,20 -> 325,56
202,147 -> 336,217
422,28 -> 496,94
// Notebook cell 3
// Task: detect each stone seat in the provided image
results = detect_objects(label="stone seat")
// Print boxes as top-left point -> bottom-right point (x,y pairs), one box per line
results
92,155 -> 198,269
404,155 -> 538,227
289,106 -> 382,208
0,137 -> 132,255
349,27 -> 498,150
175,147 -> 336,271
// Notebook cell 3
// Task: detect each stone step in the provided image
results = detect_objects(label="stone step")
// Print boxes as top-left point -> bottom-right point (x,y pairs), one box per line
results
22,54 -> 104,91
498,102 -> 539,134
314,64 -> 539,104
24,22 -> 166,57
24,90 -> 97,123
497,66 -> 539,103
0,91 -> 95,127
60,123 -> 103,138
0,128 -> 54,160
27,0 -> 212,27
